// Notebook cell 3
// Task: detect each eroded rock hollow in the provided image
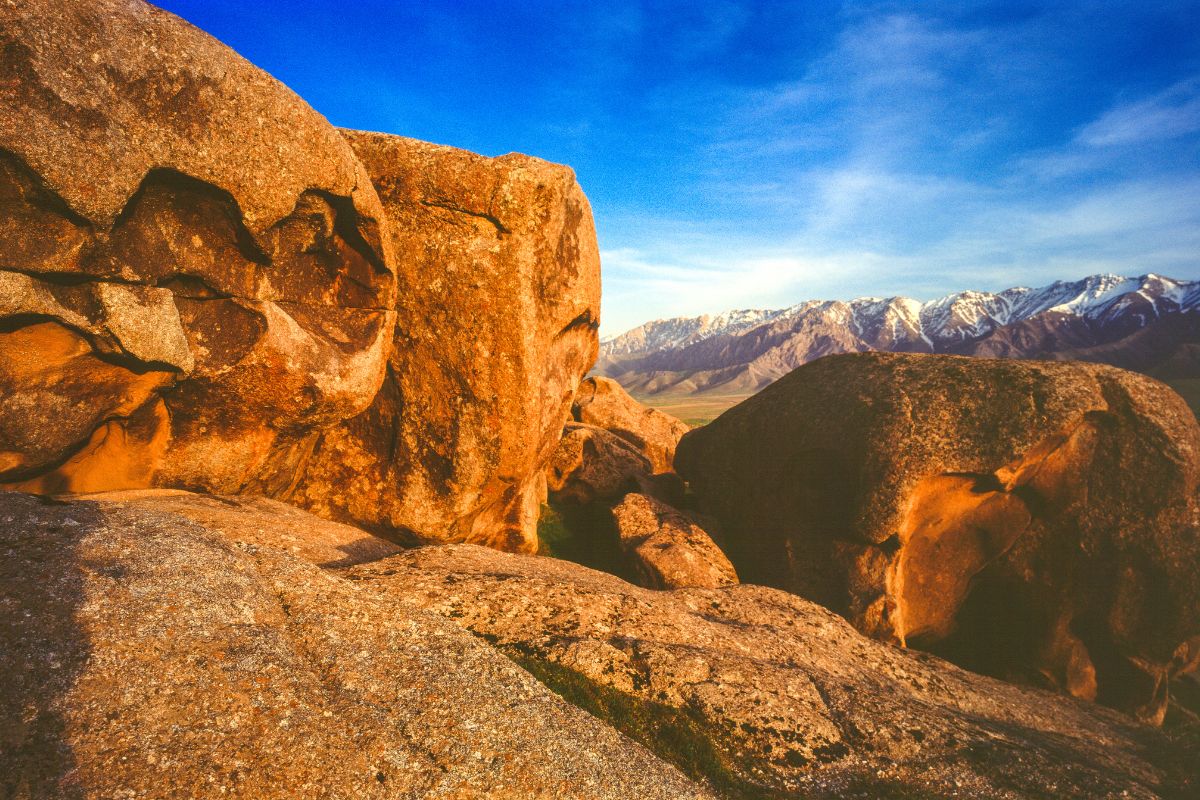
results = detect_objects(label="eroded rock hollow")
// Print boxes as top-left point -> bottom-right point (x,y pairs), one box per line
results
0,0 -> 396,498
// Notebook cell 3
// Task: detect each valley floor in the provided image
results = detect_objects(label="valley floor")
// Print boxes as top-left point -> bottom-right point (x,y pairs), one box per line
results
631,391 -> 753,427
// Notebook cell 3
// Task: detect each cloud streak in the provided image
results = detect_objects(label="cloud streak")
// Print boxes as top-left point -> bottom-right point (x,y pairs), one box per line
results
1077,77 -> 1200,147
594,5 -> 1200,335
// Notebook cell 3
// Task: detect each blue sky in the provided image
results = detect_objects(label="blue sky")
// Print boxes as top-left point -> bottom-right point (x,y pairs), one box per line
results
157,1 -> 1200,336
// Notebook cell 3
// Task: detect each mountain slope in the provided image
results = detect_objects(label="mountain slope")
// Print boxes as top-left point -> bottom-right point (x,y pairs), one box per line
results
598,274 -> 1200,401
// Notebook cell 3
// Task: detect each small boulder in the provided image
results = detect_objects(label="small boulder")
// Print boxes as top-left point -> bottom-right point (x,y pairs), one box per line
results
546,423 -> 653,504
611,493 -> 737,589
572,376 -> 690,473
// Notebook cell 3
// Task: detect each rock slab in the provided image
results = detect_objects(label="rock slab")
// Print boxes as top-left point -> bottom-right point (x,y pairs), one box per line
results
0,491 -> 711,799
351,543 -> 1192,799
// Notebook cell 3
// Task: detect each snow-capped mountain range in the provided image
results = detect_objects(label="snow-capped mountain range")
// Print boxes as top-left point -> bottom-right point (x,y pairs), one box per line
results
597,274 -> 1200,398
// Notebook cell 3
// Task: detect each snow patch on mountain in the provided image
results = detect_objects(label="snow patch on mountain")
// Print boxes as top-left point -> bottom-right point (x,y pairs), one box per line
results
602,273 -> 1200,359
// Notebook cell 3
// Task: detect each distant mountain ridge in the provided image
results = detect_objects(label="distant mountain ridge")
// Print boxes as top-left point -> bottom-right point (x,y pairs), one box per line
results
598,273 -> 1200,398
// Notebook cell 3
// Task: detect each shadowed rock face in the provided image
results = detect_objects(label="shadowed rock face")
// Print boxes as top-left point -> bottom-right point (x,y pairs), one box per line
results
0,492 -> 711,799
350,543 -> 1192,799
0,0 -> 396,497
675,352 -> 1200,722
541,394 -> 717,589
287,131 -> 601,552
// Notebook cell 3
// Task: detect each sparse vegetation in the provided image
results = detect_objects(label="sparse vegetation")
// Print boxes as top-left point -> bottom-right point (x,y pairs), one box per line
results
536,501 -> 634,580
630,391 -> 751,428
503,648 -> 784,800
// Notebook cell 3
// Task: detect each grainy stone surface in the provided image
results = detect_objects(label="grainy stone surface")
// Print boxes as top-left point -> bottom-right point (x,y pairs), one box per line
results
572,376 -> 691,474
0,492 -> 712,799
610,492 -> 737,589
70,489 -> 405,568
289,131 -> 601,552
0,0 -> 382,232
351,543 -> 1190,799
0,0 -> 396,498
675,352 -> 1200,722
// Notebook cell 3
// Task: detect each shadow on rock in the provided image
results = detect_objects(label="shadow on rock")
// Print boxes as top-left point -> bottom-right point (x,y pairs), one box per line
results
0,494 -> 100,799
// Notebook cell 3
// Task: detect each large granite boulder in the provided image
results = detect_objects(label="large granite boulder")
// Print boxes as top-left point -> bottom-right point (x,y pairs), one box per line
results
572,376 -> 690,473
350,544 -> 1193,799
0,491 -> 711,799
0,0 -> 395,497
288,132 -> 600,551
675,352 -> 1200,722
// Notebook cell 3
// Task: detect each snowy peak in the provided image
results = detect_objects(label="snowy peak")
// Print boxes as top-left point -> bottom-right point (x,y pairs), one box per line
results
600,308 -> 782,356
601,273 -> 1200,359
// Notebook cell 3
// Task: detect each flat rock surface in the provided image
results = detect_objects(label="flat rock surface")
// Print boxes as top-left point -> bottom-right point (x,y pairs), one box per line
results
0,492 -> 710,799
69,489 -> 404,568
350,543 -> 1191,799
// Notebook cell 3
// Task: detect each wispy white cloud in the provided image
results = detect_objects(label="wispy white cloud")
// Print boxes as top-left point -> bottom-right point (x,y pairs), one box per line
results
598,169 -> 1200,336
594,5 -> 1200,336
1077,76 -> 1200,147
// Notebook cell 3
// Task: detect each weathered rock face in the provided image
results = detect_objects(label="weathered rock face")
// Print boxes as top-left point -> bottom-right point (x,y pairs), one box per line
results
676,352 -> 1200,721
572,376 -> 690,473
611,492 -> 737,589
350,543 -> 1193,799
546,423 -> 653,504
288,131 -> 600,552
0,491 -> 712,799
0,0 -> 395,497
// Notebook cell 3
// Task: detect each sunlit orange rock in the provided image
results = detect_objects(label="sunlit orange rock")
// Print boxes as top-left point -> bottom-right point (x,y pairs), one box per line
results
286,132 -> 601,551
545,423 -> 653,505
572,376 -> 691,474
0,0 -> 395,497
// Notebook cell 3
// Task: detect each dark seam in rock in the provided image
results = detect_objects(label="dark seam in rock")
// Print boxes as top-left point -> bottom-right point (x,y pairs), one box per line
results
419,199 -> 511,236
0,268 -> 394,312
